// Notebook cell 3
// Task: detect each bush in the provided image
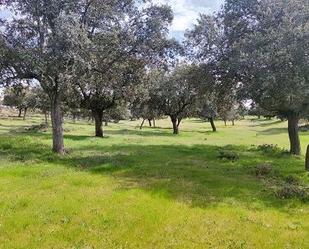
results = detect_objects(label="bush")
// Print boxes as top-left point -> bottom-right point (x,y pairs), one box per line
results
218,150 -> 239,161
275,176 -> 308,199
276,184 -> 307,199
255,163 -> 274,177
254,165 -> 308,200
257,144 -> 288,155
285,175 -> 300,185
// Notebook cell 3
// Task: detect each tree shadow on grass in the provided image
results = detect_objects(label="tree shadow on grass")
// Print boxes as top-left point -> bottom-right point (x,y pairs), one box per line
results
195,130 -> 219,135
64,134 -> 97,141
106,128 -> 174,137
0,124 -> 32,130
65,121 -> 93,126
251,120 -> 285,127
0,132 -> 306,211
258,127 -> 287,135
186,119 -> 205,123
1,122 -> 177,138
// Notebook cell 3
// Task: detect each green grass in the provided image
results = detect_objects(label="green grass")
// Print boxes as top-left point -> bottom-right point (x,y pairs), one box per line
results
0,115 -> 309,248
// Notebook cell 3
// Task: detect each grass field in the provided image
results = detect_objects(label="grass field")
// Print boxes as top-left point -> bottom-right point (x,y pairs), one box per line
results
0,115 -> 309,249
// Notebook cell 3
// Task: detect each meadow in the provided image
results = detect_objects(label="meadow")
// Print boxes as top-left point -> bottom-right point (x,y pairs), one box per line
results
0,115 -> 309,249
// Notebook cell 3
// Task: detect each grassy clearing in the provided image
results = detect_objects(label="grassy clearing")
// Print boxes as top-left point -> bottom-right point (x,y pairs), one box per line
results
0,116 -> 309,248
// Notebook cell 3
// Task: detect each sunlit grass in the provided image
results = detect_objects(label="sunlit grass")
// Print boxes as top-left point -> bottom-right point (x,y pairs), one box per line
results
0,115 -> 309,248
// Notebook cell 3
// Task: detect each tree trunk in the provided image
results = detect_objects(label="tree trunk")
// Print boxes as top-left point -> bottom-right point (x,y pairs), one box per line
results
305,145 -> 309,171
153,118 -> 156,128
44,111 -> 48,126
93,110 -> 104,137
171,116 -> 179,134
177,118 -> 182,127
50,96 -> 65,154
23,108 -> 27,120
140,119 -> 145,129
224,119 -> 227,126
18,108 -> 22,117
232,119 -> 235,126
148,119 -> 152,127
287,114 -> 301,155
209,117 -> 217,132
72,113 -> 76,123
105,121 -> 108,126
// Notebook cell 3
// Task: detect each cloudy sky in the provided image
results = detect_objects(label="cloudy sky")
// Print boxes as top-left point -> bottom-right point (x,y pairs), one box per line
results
154,0 -> 225,39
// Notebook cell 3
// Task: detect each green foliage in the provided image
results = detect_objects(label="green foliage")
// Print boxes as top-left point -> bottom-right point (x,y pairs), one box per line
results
186,0 -> 308,155
3,85 -> 37,113
150,65 -> 204,133
0,0 -> 176,151
156,65 -> 200,117
224,0 -> 309,117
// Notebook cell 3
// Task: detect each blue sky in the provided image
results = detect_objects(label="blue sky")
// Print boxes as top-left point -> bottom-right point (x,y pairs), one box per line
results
154,0 -> 225,39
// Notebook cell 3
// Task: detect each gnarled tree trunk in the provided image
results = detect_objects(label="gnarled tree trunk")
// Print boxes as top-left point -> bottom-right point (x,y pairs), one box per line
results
50,95 -> 65,154
18,108 -> 22,117
171,116 -> 179,134
23,107 -> 27,120
287,113 -> 301,155
140,119 -> 145,129
209,117 -> 217,132
148,119 -> 152,127
44,111 -> 48,126
93,109 -> 104,137
305,145 -> 309,171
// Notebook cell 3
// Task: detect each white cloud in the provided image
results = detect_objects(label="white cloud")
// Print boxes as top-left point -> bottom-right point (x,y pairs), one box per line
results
0,7 -> 12,20
153,0 -> 224,39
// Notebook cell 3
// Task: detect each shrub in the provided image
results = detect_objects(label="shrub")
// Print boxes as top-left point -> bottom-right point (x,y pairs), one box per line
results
257,144 -> 288,155
285,175 -> 300,185
258,144 -> 279,153
218,150 -> 239,161
275,176 -> 308,199
255,163 -> 274,177
276,184 -> 307,199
